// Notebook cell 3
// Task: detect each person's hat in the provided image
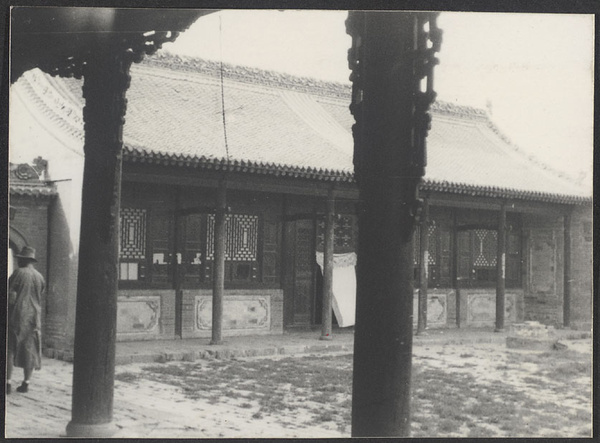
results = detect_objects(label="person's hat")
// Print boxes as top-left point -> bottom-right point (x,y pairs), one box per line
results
15,246 -> 37,262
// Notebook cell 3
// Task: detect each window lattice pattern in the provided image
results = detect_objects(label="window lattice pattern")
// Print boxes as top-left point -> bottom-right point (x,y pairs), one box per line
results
207,214 -> 258,261
473,229 -> 497,267
119,208 -> 146,259
427,225 -> 437,265
317,215 -> 355,249
413,225 -> 437,265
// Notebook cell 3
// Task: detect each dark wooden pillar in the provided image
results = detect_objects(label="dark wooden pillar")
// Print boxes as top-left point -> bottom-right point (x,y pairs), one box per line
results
452,209 -> 462,328
66,47 -> 133,438
211,179 -> 227,345
416,197 -> 429,335
174,187 -> 183,338
563,209 -> 572,327
320,189 -> 335,340
495,202 -> 507,332
347,11 -> 441,437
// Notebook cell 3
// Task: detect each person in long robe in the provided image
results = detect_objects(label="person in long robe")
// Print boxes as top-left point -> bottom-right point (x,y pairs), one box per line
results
7,246 -> 45,394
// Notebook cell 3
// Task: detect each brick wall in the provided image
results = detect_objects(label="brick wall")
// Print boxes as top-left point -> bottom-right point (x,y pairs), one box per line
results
9,195 -> 52,344
10,196 -> 50,279
271,290 -> 284,334
569,204 -> 592,330
181,290 -> 196,337
45,196 -> 77,351
522,213 -> 564,326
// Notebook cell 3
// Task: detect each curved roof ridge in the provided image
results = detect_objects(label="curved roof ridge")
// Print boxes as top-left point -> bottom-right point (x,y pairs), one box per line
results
150,51 -> 498,120
482,114 -> 585,189
18,69 -> 84,140
152,51 -> 352,99
432,97 -> 586,192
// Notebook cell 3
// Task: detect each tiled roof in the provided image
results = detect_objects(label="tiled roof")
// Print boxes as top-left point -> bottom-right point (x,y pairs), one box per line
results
10,52 -> 590,204
9,162 -> 56,197
10,184 -> 57,197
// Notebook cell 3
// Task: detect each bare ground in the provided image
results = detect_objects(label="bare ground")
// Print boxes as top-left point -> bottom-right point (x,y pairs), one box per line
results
5,339 -> 591,438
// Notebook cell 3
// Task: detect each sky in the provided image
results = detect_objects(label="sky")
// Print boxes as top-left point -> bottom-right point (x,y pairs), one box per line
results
161,10 -> 594,189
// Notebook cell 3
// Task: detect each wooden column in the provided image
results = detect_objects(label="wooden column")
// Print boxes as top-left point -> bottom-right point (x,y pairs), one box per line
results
174,187 -> 183,338
211,179 -> 227,345
66,47 -> 133,438
416,197 -> 429,335
320,189 -> 335,340
495,202 -> 506,332
452,209 -> 462,328
563,210 -> 572,327
347,11 -> 440,437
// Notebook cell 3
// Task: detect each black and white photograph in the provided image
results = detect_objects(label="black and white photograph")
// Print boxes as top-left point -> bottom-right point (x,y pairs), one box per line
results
4,4 -> 594,439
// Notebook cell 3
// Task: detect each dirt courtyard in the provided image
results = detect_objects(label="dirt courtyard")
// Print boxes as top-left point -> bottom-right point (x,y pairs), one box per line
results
5,339 -> 591,438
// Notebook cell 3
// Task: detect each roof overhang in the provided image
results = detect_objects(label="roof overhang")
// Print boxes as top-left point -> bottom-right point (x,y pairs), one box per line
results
10,7 -> 216,81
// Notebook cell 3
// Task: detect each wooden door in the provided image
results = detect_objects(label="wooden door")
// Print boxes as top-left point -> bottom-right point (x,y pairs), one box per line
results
292,220 -> 316,326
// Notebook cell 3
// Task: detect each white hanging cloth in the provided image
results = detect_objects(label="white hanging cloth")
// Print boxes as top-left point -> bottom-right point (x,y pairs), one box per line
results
316,251 -> 357,327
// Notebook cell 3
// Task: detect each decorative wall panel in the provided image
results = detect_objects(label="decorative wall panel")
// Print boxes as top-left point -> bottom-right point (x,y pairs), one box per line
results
412,290 -> 448,328
195,294 -> 270,332
466,292 -> 516,326
117,295 -> 160,334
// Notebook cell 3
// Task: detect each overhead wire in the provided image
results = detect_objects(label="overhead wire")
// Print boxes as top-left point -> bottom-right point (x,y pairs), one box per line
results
218,14 -> 231,168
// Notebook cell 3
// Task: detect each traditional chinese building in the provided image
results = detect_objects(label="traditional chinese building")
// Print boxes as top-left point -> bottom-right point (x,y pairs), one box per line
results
9,51 -> 592,355
7,9 -> 594,436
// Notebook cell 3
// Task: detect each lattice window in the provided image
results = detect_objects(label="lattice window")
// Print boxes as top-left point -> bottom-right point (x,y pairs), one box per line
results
413,224 -> 437,266
206,213 -> 259,261
427,225 -> 437,266
473,229 -> 497,268
317,215 -> 355,251
119,208 -> 146,259
335,216 -> 354,249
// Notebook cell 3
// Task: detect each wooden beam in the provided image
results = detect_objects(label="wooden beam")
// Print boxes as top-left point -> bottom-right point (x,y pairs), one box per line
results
210,178 -> 227,345
175,206 -> 216,216
122,166 -> 359,200
428,192 -> 572,215
495,202 -> 507,332
320,188 -> 335,340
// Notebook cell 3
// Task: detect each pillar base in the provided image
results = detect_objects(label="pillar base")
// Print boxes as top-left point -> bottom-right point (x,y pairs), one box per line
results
66,421 -> 118,438
494,328 -> 505,333
209,340 -> 223,345
319,334 -> 333,341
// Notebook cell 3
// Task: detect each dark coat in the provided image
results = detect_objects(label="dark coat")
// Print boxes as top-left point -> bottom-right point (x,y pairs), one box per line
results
8,266 -> 45,370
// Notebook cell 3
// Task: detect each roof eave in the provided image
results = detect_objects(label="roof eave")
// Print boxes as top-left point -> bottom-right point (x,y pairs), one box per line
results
123,147 -> 590,205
